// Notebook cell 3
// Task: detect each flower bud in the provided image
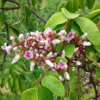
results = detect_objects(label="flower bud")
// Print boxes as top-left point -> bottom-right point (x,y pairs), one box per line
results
30,60 -> 35,71
64,72 -> 70,80
10,36 -> 15,41
76,61 -> 81,66
52,39 -> 61,44
12,53 -> 21,64
45,60 -> 54,67
82,41 -> 91,46
81,33 -> 88,39
18,34 -> 24,42
13,47 -> 18,51
46,52 -> 53,58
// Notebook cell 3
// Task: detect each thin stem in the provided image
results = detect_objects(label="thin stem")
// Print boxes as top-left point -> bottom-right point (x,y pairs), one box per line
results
36,73 -> 45,88
63,19 -> 70,30
27,0 -> 47,23
13,10 -> 27,33
68,19 -> 72,33
66,80 -> 69,100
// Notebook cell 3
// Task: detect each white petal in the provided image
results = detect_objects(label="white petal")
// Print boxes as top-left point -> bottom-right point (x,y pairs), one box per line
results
45,60 -> 54,67
12,54 -> 21,64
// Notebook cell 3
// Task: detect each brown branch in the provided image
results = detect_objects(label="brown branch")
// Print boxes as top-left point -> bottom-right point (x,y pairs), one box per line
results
0,0 -> 20,10
27,0 -> 47,23
63,19 -> 70,30
36,73 -> 45,88
0,3 -> 9,69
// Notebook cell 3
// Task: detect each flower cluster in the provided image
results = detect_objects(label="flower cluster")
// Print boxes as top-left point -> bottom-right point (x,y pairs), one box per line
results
1,27 -> 91,82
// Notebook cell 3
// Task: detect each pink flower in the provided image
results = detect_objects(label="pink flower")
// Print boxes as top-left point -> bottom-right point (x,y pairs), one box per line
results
45,37 -> 51,46
44,27 -> 53,36
58,60 -> 66,69
24,51 -> 33,60
1,43 -> 7,50
36,35 -> 43,42
59,75 -> 64,81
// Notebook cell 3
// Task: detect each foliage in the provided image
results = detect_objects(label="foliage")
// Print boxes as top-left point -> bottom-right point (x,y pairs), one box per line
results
0,0 -> 100,100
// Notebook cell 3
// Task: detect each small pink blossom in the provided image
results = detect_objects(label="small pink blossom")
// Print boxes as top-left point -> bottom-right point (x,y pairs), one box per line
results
59,75 -> 64,81
24,51 -> 33,60
45,37 -> 51,46
58,60 -> 66,69
36,35 -> 43,42
1,43 -> 7,50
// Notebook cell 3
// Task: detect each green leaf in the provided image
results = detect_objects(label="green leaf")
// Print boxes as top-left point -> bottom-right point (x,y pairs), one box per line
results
69,90 -> 78,100
65,1 -> 73,13
0,12 -> 5,23
42,76 -> 65,97
56,57 -> 68,64
13,78 -> 19,91
25,6 -> 32,23
45,12 -> 68,29
10,26 -> 21,38
86,46 -> 96,61
54,23 -> 66,31
69,76 -> 78,89
21,88 -> 36,100
32,0 -> 38,6
1,77 -> 7,87
62,8 -> 80,19
73,0 -> 79,12
78,0 -> 86,9
56,43 -> 63,52
94,3 -> 100,10
84,9 -> 100,19
45,70 -> 58,78
19,79 -> 26,93
72,21 -> 83,37
14,64 -> 32,74
37,85 -> 53,100
57,1 -> 67,12
94,45 -> 100,53
8,77 -> 13,87
87,0 -> 95,9
75,17 -> 100,46
63,44 -> 75,58
40,0 -> 47,10
95,67 -> 100,80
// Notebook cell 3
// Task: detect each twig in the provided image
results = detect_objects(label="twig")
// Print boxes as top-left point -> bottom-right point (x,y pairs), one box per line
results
63,19 -> 70,30
36,73 -> 45,88
66,80 -> 69,100
27,0 -> 47,23
0,3 -> 9,69
13,10 -> 27,33
68,19 -> 72,33
0,0 -> 20,10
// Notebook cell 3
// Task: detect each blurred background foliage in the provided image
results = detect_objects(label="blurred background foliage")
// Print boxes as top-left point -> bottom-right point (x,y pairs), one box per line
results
0,0 -> 100,99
